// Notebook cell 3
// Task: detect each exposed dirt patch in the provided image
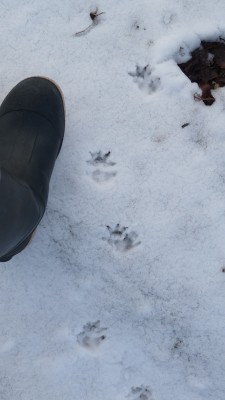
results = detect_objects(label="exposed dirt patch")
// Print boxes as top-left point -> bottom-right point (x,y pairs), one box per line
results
178,39 -> 225,105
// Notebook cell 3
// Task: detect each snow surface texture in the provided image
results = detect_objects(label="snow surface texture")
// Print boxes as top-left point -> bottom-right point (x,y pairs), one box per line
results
1,0 -> 225,399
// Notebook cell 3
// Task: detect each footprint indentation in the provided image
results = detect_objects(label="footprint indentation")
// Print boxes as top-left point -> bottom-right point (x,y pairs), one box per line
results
87,151 -> 116,166
77,320 -> 107,350
127,385 -> 153,400
87,151 -> 117,183
103,224 -> 141,252
162,11 -> 176,25
129,65 -> 160,94
91,169 -> 117,183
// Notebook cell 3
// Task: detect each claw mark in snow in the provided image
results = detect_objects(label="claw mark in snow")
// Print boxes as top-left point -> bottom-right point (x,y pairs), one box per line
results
87,151 -> 116,166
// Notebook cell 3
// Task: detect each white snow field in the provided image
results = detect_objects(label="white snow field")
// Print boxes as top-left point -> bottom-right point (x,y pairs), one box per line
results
1,0 -> 225,399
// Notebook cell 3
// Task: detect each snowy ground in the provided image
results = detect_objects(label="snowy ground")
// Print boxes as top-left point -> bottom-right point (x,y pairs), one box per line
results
1,0 -> 225,399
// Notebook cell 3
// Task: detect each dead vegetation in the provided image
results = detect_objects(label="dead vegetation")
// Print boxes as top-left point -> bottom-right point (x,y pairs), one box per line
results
178,39 -> 225,105
73,8 -> 105,37
181,123 -> 190,128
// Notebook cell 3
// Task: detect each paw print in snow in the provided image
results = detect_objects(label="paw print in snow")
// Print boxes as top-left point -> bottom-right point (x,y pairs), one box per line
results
162,11 -> 176,25
77,320 -> 107,350
104,224 -> 141,252
127,386 -> 153,400
87,151 -> 116,166
129,64 -> 150,79
129,64 -> 160,94
91,169 -> 117,183
87,151 -> 117,183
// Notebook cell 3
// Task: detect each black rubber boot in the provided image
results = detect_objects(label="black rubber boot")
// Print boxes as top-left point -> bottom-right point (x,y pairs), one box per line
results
0,77 -> 65,261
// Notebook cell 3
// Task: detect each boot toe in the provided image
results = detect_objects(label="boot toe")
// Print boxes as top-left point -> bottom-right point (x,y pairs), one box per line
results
0,77 -> 65,136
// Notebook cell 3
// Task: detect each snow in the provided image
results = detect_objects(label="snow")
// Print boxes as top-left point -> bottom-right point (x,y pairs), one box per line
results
1,0 -> 225,399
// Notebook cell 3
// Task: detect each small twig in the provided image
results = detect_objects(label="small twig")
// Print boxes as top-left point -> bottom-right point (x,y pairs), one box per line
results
72,23 -> 93,37
73,8 -> 105,37
194,92 -> 215,106
181,123 -> 190,128
90,10 -> 105,20
193,93 -> 201,101
194,93 -> 213,102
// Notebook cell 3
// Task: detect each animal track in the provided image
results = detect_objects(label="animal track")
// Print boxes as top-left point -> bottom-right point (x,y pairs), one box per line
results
77,320 -> 107,350
87,151 -> 116,166
129,64 -> 160,94
190,133 -> 207,149
171,337 -> 184,357
131,20 -> 147,31
103,224 -> 141,252
86,151 -> 117,183
162,11 -> 176,25
129,64 -> 150,79
127,385 -> 153,400
91,169 -> 117,183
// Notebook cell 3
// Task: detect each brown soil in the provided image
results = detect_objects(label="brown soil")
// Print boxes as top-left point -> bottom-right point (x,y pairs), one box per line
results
178,40 -> 225,105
